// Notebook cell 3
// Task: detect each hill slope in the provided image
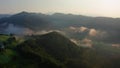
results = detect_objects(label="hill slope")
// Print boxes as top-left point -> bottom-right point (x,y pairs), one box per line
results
15,31 -> 82,68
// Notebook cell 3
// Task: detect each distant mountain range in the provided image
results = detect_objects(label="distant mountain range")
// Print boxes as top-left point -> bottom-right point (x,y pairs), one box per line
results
0,11 -> 120,30
0,14 -> 10,19
0,11 -> 120,43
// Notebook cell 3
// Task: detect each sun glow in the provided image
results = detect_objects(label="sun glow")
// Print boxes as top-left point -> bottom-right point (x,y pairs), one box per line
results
101,0 -> 119,9
94,0 -> 120,17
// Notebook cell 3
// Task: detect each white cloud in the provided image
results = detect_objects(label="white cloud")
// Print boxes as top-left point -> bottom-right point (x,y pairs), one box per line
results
69,26 -> 88,32
89,29 -> 97,36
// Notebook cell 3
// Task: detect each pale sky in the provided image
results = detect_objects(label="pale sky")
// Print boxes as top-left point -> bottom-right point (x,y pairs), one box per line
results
0,0 -> 120,17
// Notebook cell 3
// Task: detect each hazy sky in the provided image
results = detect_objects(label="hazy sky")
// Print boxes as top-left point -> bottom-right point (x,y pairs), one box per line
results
0,0 -> 120,17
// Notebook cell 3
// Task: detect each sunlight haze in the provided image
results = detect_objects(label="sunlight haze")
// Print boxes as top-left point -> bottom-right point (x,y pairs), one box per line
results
0,0 -> 120,17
